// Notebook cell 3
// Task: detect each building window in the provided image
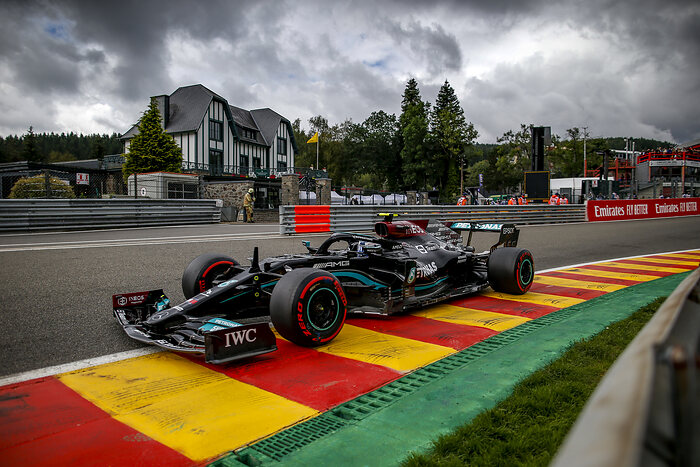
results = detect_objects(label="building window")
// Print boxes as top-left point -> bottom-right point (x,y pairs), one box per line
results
239,154 -> 249,175
240,128 -> 256,140
277,137 -> 287,155
277,160 -> 287,171
168,182 -> 198,199
252,155 -> 261,169
209,120 -> 223,142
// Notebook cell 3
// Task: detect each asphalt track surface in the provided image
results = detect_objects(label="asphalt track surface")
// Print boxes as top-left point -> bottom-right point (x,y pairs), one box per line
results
0,216 -> 698,465
1,216 -> 699,377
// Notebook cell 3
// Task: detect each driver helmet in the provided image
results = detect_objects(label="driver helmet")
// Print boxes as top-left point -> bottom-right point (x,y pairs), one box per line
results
248,188 -> 254,193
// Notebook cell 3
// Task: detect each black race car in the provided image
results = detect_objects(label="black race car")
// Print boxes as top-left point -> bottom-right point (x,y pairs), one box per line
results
113,216 -> 534,364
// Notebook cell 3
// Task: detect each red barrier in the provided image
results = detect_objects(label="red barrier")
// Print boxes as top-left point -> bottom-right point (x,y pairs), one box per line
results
586,198 -> 700,222
294,205 -> 331,233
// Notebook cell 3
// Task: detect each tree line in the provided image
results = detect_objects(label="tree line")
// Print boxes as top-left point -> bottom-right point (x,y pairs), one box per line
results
293,79 -> 481,200
0,128 -> 123,164
291,80 -> 673,199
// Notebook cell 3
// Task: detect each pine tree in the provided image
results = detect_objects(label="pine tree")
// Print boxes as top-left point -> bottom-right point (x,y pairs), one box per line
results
123,99 -> 183,177
22,126 -> 42,162
398,79 -> 431,190
430,80 -> 478,198
400,78 -> 422,114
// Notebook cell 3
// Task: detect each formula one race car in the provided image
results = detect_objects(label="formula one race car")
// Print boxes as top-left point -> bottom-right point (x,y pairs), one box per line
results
113,216 -> 533,364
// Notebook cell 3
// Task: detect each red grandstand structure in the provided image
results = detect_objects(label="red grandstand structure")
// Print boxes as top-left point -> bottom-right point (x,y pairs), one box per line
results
584,155 -> 637,191
636,139 -> 700,197
577,139 -> 699,199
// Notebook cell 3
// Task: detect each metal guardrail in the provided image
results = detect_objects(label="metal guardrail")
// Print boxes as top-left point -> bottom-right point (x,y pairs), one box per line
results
552,267 -> 700,467
0,199 -> 222,232
279,204 -> 586,234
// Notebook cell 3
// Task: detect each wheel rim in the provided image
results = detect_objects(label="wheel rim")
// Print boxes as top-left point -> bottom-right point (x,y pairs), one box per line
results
306,288 -> 340,332
519,258 -> 533,286
200,261 -> 233,292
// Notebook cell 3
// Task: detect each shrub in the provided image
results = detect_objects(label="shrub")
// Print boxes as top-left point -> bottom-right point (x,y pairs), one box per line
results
9,174 -> 76,199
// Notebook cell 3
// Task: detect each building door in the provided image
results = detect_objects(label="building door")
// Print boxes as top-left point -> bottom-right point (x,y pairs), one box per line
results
210,150 -> 223,176
240,154 -> 249,176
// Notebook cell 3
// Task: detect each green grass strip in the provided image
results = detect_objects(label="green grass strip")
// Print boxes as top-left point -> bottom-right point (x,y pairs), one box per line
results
402,296 -> 667,467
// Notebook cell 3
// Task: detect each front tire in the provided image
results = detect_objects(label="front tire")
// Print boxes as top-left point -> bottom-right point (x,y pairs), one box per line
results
487,248 -> 534,295
182,253 -> 238,299
270,268 -> 347,347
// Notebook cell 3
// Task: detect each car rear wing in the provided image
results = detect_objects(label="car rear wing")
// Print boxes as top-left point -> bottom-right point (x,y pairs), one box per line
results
446,222 -> 520,249
375,214 -> 519,250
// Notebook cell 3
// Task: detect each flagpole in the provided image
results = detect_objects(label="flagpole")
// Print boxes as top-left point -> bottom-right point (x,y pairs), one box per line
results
316,138 -> 319,170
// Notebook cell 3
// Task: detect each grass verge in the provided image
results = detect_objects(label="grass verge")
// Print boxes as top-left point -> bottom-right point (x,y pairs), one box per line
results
402,296 -> 666,467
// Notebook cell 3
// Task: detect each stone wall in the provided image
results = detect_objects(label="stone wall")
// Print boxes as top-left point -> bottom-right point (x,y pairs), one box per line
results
204,180 -> 284,223
316,178 -> 331,205
407,191 -> 417,205
204,181 -> 253,209
252,209 -> 281,223
281,174 -> 299,205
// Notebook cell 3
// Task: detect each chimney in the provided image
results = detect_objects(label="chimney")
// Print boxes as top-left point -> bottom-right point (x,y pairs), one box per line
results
151,95 -> 170,130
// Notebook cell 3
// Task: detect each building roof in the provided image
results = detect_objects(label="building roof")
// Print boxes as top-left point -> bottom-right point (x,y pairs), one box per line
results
121,84 -> 224,139
166,84 -> 224,133
250,108 -> 299,153
229,105 -> 266,145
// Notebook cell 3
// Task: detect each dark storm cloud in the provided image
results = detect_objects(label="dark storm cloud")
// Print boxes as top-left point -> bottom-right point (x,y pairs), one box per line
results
567,0 -> 700,142
463,48 -> 700,143
384,0 -> 549,17
0,0 -> 290,135
0,0 -> 697,142
426,0 -> 700,142
52,0 -> 265,100
320,61 -> 400,122
577,0 -> 700,63
0,0 -> 266,101
0,1 -> 82,94
384,20 -> 462,74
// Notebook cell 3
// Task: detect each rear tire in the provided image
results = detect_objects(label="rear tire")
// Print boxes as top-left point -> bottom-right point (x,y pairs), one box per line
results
487,248 -> 534,295
182,253 -> 238,299
270,268 -> 347,347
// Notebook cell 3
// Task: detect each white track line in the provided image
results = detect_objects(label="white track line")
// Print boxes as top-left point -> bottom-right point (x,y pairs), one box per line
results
0,348 -> 162,387
0,248 -> 697,386
0,232 -> 329,252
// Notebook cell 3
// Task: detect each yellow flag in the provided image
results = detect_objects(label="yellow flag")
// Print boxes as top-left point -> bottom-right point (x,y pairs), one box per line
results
307,132 -> 318,144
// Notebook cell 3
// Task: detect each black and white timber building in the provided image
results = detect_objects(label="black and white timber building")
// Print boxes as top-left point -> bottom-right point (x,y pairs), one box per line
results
121,84 -> 298,177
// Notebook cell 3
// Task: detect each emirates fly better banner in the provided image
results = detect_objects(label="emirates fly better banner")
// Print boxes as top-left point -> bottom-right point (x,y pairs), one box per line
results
586,198 -> 700,222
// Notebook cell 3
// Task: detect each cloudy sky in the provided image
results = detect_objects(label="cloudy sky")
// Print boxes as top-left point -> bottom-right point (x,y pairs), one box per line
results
1,0 -> 698,144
